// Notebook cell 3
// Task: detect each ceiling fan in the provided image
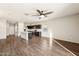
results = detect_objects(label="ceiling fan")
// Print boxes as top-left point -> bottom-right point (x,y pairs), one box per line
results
25,9 -> 53,19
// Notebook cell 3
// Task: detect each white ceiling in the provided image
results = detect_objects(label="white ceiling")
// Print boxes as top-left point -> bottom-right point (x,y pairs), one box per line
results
0,3 -> 79,23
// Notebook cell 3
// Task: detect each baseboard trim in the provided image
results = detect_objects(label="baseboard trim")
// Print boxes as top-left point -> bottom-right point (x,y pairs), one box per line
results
53,39 -> 76,56
53,37 -> 79,44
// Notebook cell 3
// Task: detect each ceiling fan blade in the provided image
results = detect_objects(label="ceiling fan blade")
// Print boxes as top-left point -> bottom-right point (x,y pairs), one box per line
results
37,9 -> 43,15
44,11 -> 53,15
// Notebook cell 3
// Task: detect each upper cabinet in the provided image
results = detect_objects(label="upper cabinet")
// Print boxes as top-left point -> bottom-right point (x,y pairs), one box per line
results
27,25 -> 41,29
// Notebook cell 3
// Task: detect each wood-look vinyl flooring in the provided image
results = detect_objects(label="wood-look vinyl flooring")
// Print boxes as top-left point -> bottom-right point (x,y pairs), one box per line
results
0,35 -> 73,56
55,39 -> 79,56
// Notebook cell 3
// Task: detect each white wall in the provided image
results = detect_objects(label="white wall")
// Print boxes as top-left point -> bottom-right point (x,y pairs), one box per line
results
6,23 -> 9,36
41,23 -> 49,37
14,24 -> 18,36
6,23 -> 15,35
18,22 -> 24,36
32,15 -> 79,43
48,15 -> 79,43
9,25 -> 15,35
0,20 -> 6,39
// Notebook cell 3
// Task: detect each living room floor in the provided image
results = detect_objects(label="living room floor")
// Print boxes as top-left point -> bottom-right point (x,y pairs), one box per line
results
0,35 -> 73,56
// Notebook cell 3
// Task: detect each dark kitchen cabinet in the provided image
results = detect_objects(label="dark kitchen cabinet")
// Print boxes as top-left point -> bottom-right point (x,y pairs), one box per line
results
27,25 -> 41,29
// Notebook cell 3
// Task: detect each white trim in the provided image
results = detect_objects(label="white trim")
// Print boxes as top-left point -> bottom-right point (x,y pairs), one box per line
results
53,40 -> 76,56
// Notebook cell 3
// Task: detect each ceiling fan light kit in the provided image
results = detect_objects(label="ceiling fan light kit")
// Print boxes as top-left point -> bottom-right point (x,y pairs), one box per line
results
25,9 -> 53,19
